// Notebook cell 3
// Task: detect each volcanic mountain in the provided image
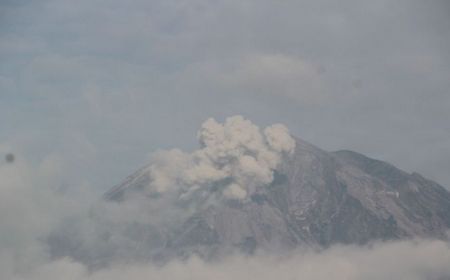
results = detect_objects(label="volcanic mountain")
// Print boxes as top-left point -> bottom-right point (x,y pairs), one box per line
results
49,117 -> 450,265
103,137 -> 450,260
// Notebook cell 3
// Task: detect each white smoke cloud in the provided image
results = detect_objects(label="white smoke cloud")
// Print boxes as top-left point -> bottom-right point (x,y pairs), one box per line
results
146,115 -> 296,199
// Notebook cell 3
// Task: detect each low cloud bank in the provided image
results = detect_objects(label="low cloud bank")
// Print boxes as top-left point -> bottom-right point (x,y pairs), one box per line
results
8,239 -> 450,280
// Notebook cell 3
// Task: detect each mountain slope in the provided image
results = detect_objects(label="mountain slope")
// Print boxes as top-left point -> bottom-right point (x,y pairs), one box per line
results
103,137 -> 450,260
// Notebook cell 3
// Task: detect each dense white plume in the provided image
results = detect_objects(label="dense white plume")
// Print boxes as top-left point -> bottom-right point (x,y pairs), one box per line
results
146,115 -> 295,199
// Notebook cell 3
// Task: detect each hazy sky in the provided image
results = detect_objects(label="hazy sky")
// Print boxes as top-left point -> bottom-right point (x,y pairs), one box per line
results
1,0 -> 450,191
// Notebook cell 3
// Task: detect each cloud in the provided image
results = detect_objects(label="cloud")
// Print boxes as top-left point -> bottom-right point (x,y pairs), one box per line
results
221,53 -> 326,103
145,115 -> 295,199
0,147 -> 91,277
177,53 -> 329,104
7,239 -> 450,280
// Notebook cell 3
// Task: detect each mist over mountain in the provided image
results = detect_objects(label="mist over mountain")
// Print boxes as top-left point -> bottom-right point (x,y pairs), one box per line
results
46,116 -> 450,267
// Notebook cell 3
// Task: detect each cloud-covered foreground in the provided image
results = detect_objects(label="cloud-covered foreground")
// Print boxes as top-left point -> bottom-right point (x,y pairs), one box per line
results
8,240 -> 450,280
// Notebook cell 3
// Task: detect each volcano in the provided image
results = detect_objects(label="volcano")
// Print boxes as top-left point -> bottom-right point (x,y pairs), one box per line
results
49,117 -> 450,265
104,137 -> 450,259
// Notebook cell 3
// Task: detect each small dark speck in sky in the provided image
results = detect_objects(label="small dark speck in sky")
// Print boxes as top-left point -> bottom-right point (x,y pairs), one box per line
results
5,153 -> 15,163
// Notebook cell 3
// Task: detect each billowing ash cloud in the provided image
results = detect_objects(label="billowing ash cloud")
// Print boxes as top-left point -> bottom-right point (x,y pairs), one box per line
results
146,115 -> 295,199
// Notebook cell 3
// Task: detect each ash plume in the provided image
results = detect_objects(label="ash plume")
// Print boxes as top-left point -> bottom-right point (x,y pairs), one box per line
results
145,115 -> 295,200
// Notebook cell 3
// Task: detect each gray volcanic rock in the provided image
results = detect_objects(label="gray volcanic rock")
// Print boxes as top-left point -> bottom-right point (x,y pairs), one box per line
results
50,137 -> 450,266
102,138 -> 450,260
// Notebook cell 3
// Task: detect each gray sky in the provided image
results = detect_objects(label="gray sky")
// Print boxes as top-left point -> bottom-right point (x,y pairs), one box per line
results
1,0 -> 450,191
